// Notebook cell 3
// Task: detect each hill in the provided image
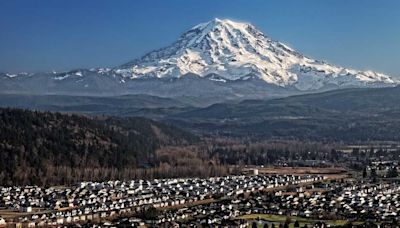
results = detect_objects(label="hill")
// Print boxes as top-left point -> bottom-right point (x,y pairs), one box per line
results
0,93 -> 198,118
0,108 -> 197,186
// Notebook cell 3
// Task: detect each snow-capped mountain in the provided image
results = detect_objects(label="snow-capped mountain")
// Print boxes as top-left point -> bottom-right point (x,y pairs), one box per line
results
118,18 -> 397,90
0,18 -> 397,101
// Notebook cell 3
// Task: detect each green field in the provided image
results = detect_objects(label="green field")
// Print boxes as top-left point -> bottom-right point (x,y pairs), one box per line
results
236,214 -> 368,228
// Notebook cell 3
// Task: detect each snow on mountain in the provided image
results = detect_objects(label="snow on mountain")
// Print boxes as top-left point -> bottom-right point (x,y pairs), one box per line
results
119,18 -> 397,90
0,18 -> 397,99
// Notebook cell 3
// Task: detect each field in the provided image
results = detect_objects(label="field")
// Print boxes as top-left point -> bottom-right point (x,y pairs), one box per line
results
236,214 -> 369,228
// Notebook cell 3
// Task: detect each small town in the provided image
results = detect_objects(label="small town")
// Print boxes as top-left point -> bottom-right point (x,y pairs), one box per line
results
0,174 -> 321,226
0,168 -> 399,227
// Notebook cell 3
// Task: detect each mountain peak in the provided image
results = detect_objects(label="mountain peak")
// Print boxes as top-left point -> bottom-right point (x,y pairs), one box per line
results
119,19 -> 396,90
193,18 -> 250,29
177,18 -> 263,51
1,19 -> 397,100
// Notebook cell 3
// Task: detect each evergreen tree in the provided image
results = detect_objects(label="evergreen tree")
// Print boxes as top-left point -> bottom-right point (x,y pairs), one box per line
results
371,168 -> 378,182
362,167 -> 367,178
387,166 -> 398,178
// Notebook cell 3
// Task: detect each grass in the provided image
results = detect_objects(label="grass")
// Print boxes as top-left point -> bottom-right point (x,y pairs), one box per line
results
236,214 -> 366,228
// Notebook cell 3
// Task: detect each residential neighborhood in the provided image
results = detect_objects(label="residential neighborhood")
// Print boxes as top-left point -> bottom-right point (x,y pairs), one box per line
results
0,171 -> 399,227
0,174 -> 323,227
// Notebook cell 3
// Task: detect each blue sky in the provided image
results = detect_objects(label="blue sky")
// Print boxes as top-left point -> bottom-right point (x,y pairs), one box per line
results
0,0 -> 399,77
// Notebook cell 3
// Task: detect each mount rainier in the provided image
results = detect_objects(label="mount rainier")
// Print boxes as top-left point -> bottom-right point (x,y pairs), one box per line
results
1,18 -> 397,101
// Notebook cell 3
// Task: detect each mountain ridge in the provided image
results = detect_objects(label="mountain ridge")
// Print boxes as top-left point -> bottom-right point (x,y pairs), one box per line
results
165,85 -> 400,141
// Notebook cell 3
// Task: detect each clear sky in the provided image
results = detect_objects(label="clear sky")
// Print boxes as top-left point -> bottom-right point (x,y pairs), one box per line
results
0,0 -> 399,77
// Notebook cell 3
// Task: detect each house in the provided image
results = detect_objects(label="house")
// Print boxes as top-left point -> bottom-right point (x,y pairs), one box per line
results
21,206 -> 32,213
0,217 -> 6,227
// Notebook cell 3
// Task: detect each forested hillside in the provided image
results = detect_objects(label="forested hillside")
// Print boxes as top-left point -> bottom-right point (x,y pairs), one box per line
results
170,86 -> 400,141
0,108 -> 197,186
